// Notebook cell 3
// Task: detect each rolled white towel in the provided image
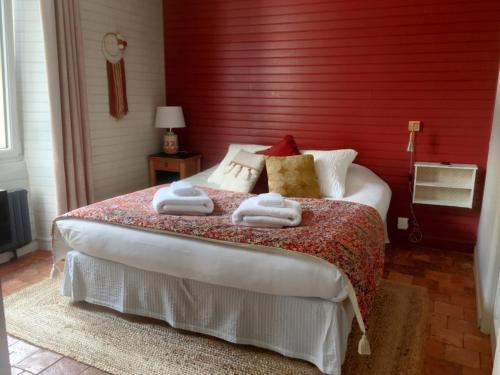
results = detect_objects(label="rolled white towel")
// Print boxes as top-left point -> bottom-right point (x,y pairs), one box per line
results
170,180 -> 201,197
256,192 -> 285,208
232,195 -> 301,228
152,187 -> 214,215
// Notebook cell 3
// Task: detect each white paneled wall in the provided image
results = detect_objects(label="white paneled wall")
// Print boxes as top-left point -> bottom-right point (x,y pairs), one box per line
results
14,0 -> 56,250
80,0 -> 164,201
0,161 -> 29,192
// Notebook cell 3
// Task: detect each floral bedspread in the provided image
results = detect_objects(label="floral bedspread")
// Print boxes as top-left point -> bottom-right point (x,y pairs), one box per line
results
54,186 -> 385,325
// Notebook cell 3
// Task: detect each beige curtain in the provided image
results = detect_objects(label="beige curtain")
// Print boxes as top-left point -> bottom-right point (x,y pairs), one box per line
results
41,0 -> 94,214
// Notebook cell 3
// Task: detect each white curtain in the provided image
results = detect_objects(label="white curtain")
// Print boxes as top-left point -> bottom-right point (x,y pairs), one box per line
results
40,0 -> 94,215
493,250 -> 500,373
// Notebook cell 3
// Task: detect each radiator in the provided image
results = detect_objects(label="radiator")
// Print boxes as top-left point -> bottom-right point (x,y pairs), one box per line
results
0,189 -> 32,258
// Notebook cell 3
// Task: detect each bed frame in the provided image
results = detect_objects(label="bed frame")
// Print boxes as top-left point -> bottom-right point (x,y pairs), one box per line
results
63,250 -> 355,375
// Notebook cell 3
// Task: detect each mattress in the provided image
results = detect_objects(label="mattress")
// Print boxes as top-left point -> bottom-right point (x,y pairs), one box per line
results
53,163 -> 391,302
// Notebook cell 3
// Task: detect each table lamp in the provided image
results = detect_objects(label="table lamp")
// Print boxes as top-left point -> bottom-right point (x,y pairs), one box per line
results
155,106 -> 186,154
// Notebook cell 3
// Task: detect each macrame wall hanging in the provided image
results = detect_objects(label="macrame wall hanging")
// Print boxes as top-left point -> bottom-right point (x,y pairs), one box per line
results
102,32 -> 128,119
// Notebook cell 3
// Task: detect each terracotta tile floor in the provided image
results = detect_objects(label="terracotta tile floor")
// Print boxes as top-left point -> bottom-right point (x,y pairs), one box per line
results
0,246 -> 494,375
1,252 -> 108,375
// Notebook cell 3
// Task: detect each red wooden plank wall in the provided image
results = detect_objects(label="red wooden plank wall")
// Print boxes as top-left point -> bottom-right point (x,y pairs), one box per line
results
163,0 -> 500,251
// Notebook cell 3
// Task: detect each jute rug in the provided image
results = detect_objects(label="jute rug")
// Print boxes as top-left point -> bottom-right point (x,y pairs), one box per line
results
4,279 -> 427,375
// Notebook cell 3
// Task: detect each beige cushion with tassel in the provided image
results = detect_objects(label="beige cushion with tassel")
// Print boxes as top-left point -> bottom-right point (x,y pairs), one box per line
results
220,150 -> 266,193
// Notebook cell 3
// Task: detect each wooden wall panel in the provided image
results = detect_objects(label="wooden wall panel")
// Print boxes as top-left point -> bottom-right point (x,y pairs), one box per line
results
164,0 -> 500,251
81,0 -> 165,202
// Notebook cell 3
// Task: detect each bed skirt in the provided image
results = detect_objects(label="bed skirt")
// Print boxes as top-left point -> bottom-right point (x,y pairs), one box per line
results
62,251 -> 354,375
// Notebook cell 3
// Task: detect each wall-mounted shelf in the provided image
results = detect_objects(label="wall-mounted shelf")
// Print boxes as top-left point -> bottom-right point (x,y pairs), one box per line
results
413,162 -> 477,208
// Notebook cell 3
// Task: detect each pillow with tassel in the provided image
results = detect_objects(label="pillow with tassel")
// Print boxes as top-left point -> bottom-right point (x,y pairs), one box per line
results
220,150 -> 266,193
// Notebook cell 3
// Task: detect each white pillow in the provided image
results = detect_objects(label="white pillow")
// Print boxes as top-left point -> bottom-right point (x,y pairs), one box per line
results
302,149 -> 358,199
207,143 -> 268,185
220,150 -> 265,193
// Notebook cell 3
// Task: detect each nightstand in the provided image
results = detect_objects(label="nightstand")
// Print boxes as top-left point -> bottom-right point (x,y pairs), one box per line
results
148,152 -> 201,186
413,162 -> 478,208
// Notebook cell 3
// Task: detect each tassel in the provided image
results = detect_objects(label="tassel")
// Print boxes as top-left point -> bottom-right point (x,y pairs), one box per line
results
50,263 -> 60,279
358,334 -> 371,355
234,165 -> 242,178
224,163 -> 236,175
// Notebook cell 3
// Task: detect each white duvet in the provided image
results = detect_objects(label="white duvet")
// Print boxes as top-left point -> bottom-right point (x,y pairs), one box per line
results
53,163 -> 391,303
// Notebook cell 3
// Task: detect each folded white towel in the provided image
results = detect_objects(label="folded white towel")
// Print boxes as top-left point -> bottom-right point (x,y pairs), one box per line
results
256,192 -> 285,208
152,187 -> 214,215
170,180 -> 201,197
232,195 -> 301,228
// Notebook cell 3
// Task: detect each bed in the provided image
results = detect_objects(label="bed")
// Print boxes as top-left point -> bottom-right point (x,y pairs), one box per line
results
52,163 -> 391,375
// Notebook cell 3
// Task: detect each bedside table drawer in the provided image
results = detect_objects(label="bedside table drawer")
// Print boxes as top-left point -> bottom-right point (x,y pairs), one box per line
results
148,153 -> 201,186
153,158 -> 180,172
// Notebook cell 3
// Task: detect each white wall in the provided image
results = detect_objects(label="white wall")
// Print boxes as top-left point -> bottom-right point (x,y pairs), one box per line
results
0,161 -> 29,192
476,71 -> 500,340
14,0 -> 56,250
80,0 -> 164,201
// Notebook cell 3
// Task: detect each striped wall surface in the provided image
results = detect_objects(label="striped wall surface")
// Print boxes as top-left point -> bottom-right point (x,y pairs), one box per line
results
80,0 -> 165,202
14,0 -> 56,250
164,0 -> 500,251
0,162 -> 29,193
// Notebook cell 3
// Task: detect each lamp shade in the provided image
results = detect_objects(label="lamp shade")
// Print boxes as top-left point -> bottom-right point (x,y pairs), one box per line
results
155,106 -> 186,129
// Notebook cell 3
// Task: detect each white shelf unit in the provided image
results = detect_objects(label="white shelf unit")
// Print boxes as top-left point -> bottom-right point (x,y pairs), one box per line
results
413,162 -> 478,208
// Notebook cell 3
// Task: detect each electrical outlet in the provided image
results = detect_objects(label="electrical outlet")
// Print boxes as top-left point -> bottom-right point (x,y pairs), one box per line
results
408,121 -> 421,132
397,217 -> 409,230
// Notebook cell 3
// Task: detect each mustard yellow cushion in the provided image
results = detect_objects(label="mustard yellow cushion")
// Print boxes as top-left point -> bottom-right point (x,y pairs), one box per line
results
266,155 -> 321,198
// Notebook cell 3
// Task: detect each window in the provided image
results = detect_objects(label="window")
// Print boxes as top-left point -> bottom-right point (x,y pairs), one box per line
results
0,54 -> 6,148
0,0 -> 19,159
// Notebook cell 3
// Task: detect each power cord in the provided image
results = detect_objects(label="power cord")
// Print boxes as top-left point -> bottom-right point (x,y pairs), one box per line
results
408,149 -> 423,243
